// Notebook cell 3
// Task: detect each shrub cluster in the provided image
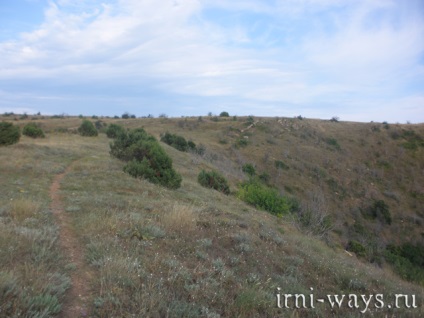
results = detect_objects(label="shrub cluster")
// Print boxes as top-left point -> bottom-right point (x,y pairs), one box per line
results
106,123 -> 126,138
161,132 -> 189,151
160,132 -> 198,153
110,128 -> 182,189
22,123 -> 45,138
0,122 -> 20,146
78,120 -> 98,137
238,179 -> 292,216
198,169 -> 230,195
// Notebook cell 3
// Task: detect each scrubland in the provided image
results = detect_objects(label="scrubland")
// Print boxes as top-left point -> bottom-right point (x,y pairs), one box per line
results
0,114 -> 423,317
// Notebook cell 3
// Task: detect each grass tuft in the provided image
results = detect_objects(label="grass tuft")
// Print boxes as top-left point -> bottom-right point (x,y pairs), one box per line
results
10,198 -> 40,222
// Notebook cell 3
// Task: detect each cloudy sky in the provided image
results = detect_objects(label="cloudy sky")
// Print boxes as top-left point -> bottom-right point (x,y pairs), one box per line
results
0,0 -> 423,122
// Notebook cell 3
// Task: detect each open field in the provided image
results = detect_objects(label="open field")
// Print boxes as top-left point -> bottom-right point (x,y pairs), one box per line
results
0,114 -> 423,317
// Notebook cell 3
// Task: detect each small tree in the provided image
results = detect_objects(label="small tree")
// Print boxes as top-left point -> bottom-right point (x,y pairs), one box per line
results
78,120 -> 98,137
219,111 -> 229,117
0,122 -> 20,146
22,122 -> 45,138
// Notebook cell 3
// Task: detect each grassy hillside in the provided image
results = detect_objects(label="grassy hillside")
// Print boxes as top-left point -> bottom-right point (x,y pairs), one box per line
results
0,114 -> 423,317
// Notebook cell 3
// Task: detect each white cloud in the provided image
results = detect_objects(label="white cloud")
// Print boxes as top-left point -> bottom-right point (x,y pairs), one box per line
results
0,0 -> 422,121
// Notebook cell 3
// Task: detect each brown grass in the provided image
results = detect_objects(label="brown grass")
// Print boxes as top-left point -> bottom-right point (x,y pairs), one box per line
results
10,198 -> 40,222
160,203 -> 197,233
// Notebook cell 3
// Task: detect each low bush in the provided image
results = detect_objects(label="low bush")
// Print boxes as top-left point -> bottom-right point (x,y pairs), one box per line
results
347,240 -> 367,257
106,124 -> 126,138
325,138 -> 341,150
0,122 -> 20,146
219,111 -> 229,117
78,120 -> 98,137
238,179 -> 292,216
198,170 -> 230,195
22,122 -> 45,138
110,128 -> 181,189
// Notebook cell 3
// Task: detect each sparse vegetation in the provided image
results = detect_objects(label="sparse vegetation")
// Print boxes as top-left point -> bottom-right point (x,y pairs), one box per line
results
275,160 -> 289,170
325,137 -> 341,150
0,122 -> 20,145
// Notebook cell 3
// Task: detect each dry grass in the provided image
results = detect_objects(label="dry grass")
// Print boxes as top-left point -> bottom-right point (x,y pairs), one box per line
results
160,203 -> 198,234
9,198 -> 40,222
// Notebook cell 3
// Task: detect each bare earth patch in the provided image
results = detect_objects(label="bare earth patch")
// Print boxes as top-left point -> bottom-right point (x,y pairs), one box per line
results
50,162 -> 94,317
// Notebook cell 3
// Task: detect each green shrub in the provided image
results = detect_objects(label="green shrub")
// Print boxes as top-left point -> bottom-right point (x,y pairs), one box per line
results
106,123 -> 126,138
385,243 -> 424,284
22,122 -> 45,138
0,122 -> 20,146
110,128 -> 181,189
347,240 -> 367,257
78,120 -> 98,137
238,179 -> 291,216
160,132 -> 189,152
242,163 -> 256,177
198,170 -> 230,195
219,111 -> 229,117
124,157 -> 182,190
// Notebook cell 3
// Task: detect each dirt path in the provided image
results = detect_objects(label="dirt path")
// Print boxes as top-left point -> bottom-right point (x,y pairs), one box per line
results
50,163 -> 93,318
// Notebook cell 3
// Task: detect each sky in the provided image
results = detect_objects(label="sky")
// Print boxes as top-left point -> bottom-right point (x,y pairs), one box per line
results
0,0 -> 423,122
